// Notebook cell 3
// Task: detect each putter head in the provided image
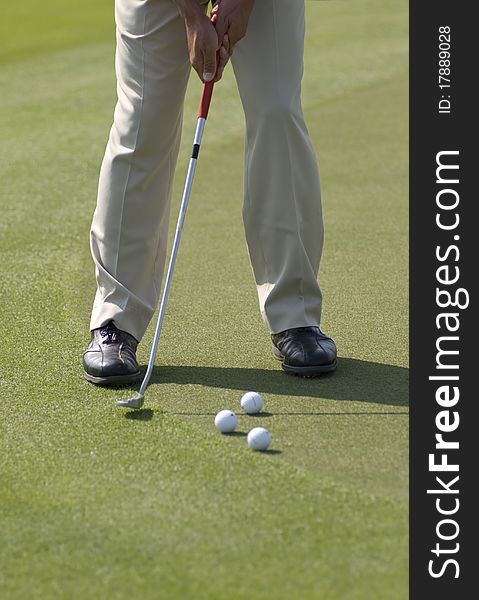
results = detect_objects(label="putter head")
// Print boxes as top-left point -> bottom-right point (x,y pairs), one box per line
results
117,392 -> 145,410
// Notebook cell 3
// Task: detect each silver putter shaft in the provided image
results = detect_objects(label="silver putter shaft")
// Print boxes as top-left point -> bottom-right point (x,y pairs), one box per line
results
117,81 -> 215,409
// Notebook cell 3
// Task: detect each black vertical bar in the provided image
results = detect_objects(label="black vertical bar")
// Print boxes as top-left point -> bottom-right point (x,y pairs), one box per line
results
410,2 -> 476,597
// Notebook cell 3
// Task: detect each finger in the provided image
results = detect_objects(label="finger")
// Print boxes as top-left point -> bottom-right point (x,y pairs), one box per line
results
202,46 -> 217,82
223,34 -> 232,57
210,3 -> 221,41
192,55 -> 204,82
214,45 -> 229,82
214,16 -> 228,48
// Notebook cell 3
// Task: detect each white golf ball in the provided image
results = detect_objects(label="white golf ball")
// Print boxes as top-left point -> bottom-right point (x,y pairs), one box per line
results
240,391 -> 264,414
214,410 -> 237,433
247,427 -> 272,451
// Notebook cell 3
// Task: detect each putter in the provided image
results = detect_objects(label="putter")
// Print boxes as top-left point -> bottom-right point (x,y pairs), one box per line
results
117,78 -> 216,409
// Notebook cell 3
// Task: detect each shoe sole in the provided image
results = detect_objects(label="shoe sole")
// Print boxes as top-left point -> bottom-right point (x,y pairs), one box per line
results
83,371 -> 142,387
272,345 -> 338,377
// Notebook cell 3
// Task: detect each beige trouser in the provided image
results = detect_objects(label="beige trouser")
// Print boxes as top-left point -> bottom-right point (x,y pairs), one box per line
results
90,0 -> 324,342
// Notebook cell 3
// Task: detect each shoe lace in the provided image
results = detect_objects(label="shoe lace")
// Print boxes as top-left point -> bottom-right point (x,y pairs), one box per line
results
99,324 -> 120,344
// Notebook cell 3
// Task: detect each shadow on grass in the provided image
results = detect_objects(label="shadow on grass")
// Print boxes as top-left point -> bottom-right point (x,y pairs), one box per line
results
125,408 -> 155,421
146,357 -> 408,407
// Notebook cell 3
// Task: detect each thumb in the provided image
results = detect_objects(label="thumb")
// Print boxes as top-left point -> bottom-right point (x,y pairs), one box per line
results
203,48 -> 217,82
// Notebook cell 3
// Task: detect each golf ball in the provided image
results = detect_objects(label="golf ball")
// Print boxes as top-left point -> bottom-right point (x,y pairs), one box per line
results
214,410 -> 237,433
247,427 -> 272,451
240,391 -> 264,414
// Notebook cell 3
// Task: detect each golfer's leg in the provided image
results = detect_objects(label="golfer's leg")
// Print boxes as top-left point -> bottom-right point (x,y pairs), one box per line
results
89,0 -> 191,342
232,0 -> 324,334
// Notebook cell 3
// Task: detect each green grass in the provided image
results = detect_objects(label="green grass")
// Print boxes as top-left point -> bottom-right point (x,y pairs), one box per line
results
0,1 -> 408,598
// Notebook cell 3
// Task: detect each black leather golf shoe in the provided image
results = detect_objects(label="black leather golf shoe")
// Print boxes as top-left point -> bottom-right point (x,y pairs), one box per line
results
271,326 -> 337,376
83,321 -> 141,386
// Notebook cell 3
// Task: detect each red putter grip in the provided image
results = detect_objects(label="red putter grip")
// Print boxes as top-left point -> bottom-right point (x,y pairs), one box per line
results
198,12 -> 219,119
198,81 -> 215,119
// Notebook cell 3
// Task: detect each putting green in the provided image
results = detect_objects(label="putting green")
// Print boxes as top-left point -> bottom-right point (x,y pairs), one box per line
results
0,1 -> 408,598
